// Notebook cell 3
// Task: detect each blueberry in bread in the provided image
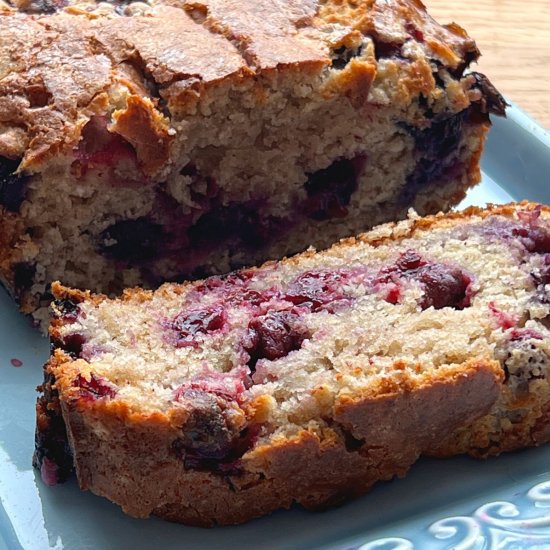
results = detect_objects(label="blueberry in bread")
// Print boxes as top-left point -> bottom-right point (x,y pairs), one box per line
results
0,0 -> 505,327
34,202 -> 550,526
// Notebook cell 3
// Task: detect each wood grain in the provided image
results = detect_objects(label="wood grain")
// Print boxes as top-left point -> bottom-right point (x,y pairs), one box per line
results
425,0 -> 550,128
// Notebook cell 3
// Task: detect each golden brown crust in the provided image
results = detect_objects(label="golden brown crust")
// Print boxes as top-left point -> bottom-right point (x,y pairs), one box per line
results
109,95 -> 174,176
317,0 -> 478,69
332,360 -> 503,450
43,351 -> 502,526
0,13 -> 113,168
0,0 -> 486,171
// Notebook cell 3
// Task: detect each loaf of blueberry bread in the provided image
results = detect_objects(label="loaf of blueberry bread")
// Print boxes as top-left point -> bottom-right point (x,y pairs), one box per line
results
34,202 -> 550,526
0,0 -> 505,327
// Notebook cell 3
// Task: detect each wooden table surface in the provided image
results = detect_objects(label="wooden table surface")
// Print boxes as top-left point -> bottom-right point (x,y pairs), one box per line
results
425,0 -> 550,129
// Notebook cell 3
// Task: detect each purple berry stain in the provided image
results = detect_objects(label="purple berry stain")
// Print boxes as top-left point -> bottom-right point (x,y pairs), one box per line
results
509,328 -> 544,342
75,373 -> 117,400
304,155 -> 367,220
0,156 -> 30,212
173,367 -> 251,403
489,302 -> 519,330
377,250 -> 473,310
170,305 -> 226,347
474,215 -> 550,255
246,311 -> 308,365
284,269 -> 353,312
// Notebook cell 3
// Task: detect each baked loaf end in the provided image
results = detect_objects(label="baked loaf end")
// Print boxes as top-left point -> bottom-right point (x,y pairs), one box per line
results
34,202 -> 550,526
0,0 -> 505,326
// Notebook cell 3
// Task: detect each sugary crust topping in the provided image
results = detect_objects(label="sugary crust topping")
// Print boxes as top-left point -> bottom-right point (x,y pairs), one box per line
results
180,0 -> 325,69
0,13 -> 113,163
0,0 -> 488,172
96,5 -> 248,83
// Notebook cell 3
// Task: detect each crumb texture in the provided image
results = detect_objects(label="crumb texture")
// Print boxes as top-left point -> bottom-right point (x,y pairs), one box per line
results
34,203 -> 550,525
0,0 -> 505,325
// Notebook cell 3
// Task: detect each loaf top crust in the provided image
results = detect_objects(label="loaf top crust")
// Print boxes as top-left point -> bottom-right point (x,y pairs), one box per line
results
0,0 -> 501,172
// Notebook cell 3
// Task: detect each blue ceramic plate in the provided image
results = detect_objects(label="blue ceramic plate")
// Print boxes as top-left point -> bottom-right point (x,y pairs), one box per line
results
1,105 -> 550,550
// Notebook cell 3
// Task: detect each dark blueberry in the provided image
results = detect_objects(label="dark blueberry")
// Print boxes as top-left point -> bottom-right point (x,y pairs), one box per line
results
170,305 -> 226,347
304,155 -> 367,221
53,297 -> 80,322
377,251 -> 473,310
373,40 -> 403,60
99,218 -> 165,263
34,373 -> 74,485
187,202 -> 279,250
401,110 -> 469,200
331,44 -> 363,70
172,389 -> 237,465
246,311 -> 308,365
12,262 -> 36,301
75,373 -> 117,400
172,395 -> 260,474
0,157 -> 30,212
173,408 -> 233,460
51,333 -> 86,358
416,264 -> 472,310
284,269 -> 352,312
408,112 -> 467,159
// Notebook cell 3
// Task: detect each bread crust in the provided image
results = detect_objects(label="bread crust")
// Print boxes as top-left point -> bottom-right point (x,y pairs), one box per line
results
0,0 -> 507,326
0,0 -> 492,171
43,351 -> 501,526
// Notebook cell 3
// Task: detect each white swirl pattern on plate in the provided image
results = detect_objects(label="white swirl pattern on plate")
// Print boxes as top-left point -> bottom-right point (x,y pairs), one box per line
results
355,480 -> 550,550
